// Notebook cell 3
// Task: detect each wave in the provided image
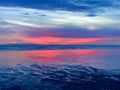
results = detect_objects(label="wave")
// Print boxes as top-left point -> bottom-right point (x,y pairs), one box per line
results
0,64 -> 120,90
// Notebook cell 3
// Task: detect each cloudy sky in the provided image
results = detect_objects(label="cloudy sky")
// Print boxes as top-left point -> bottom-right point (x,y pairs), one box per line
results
0,0 -> 120,45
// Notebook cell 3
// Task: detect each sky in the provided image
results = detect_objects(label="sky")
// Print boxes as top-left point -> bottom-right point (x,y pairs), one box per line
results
0,0 -> 120,45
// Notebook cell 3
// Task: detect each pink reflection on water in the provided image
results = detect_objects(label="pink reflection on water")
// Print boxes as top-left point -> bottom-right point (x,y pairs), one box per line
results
0,49 -> 120,69
26,50 -> 100,64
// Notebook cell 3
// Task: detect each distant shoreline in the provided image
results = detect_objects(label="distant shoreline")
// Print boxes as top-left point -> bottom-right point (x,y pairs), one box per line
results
0,44 -> 120,50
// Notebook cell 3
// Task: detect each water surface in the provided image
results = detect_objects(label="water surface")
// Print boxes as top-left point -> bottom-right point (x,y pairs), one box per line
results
0,49 -> 120,69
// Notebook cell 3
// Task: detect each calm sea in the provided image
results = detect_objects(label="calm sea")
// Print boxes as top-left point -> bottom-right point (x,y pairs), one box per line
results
0,49 -> 120,69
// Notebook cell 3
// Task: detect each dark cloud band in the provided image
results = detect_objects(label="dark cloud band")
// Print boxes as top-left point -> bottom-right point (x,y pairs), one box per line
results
0,0 -> 119,12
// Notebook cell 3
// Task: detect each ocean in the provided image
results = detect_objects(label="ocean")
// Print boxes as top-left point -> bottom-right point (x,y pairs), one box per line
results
0,45 -> 120,69
0,45 -> 120,90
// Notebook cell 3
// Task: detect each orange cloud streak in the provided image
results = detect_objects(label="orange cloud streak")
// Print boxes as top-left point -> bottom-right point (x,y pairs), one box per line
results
23,36 -> 105,45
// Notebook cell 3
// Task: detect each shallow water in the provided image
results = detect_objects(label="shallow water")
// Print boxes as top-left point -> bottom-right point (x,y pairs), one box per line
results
0,49 -> 120,90
0,49 -> 120,69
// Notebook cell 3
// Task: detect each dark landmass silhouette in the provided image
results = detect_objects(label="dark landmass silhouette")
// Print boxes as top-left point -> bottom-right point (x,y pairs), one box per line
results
0,44 -> 120,50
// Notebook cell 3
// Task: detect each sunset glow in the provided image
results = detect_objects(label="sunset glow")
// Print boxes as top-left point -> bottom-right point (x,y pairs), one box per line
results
0,0 -> 120,89
23,37 -> 105,44
26,50 -> 99,64
0,5 -> 119,45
